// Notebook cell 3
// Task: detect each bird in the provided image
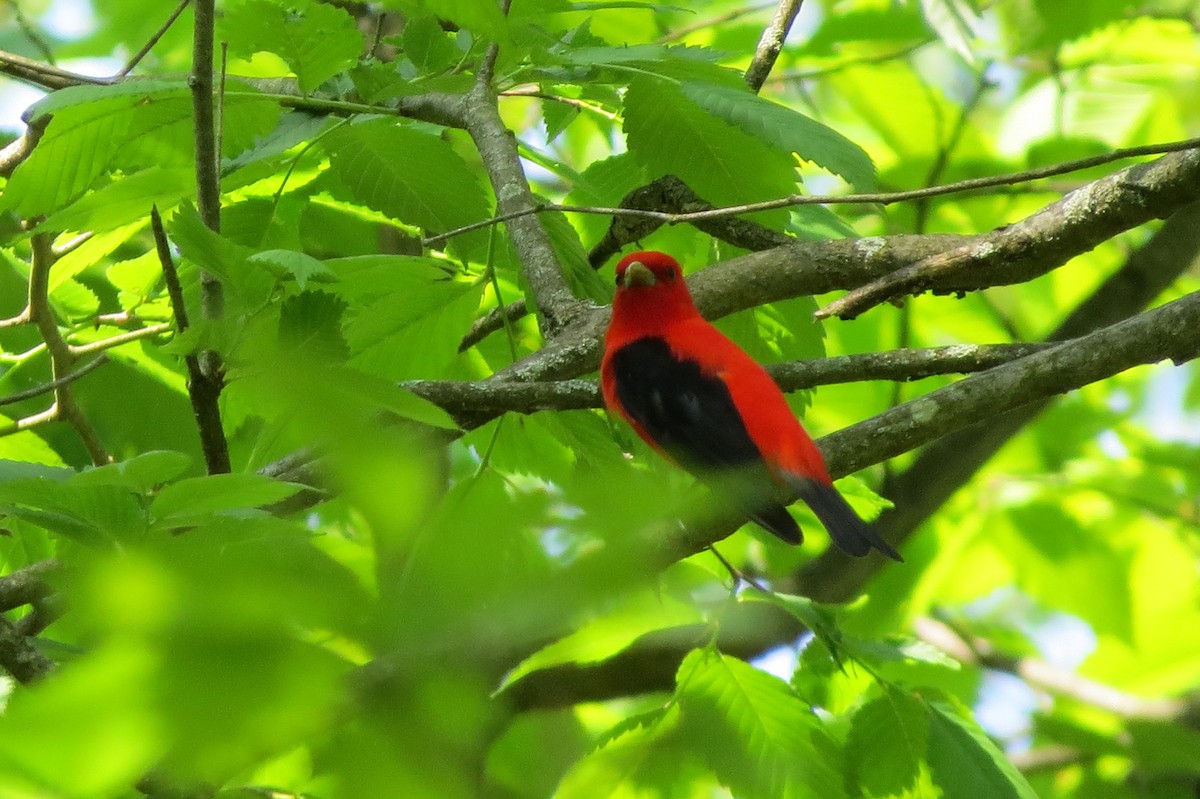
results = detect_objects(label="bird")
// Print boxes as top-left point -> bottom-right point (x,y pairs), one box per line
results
600,250 -> 901,560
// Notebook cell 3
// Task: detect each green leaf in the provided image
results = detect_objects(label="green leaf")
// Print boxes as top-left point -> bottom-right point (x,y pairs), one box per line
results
150,473 -> 307,525
679,81 -> 876,190
622,78 -> 797,223
169,203 -> 276,310
402,0 -> 510,43
845,686 -> 929,797
1127,719 -> 1200,776
223,111 -> 335,173
0,479 -> 146,545
926,699 -> 1039,799
342,264 -> 483,381
0,645 -> 162,795
676,648 -> 847,799
401,14 -> 460,75
39,166 -> 194,234
554,705 -> 692,799
222,0 -> 364,93
0,460 -> 72,483
72,451 -> 194,492
4,82 -> 277,217
499,591 -> 703,691
553,44 -> 726,81
539,207 -> 608,302
542,96 -> 580,143
278,290 -> 350,360
3,89 -> 142,217
323,118 -> 492,258
249,249 -> 337,289
743,592 -> 846,666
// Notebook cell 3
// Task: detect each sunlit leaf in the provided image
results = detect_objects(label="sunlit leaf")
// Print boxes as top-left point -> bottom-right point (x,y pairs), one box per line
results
222,0 -> 364,93
676,648 -> 847,799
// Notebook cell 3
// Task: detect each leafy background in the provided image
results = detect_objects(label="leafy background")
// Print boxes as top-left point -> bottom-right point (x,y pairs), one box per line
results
0,0 -> 1199,798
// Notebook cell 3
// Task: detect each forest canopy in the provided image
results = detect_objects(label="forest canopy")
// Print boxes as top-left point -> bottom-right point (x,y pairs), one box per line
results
0,1 -> 1199,798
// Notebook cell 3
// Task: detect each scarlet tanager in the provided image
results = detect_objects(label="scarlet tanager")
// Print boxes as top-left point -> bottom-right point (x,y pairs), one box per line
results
601,251 -> 901,560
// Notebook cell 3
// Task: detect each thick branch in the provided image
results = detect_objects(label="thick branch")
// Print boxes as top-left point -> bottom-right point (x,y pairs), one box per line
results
0,559 -> 60,612
0,615 -> 54,684
425,138 -> 1200,250
461,72 -> 581,335
406,343 -> 1052,417
819,290 -> 1200,479
796,201 -> 1200,603
819,148 -> 1200,319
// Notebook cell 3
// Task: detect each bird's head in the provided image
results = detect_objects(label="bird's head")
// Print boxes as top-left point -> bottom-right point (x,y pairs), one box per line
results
609,250 -> 700,336
615,250 -> 684,291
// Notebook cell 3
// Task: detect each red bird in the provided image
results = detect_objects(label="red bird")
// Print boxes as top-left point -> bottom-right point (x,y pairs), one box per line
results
601,250 -> 901,560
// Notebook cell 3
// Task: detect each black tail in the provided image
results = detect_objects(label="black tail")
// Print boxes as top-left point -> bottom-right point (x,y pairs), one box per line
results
748,504 -> 803,545
790,478 -> 903,561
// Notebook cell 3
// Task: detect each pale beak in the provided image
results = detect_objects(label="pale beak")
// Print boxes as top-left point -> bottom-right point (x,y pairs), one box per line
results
621,261 -> 656,288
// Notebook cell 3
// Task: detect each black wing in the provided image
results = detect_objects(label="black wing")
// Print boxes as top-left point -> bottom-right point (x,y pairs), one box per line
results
610,337 -> 762,471
610,337 -> 803,545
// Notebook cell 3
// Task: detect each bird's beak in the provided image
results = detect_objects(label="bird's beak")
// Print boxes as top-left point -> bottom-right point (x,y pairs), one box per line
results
622,261 -> 656,288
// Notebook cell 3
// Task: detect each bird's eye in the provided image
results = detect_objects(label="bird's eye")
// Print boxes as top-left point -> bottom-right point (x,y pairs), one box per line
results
663,269 -> 676,282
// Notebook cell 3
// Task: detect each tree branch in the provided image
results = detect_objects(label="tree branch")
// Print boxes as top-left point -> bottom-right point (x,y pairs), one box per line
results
151,207 -> 231,475
119,0 -> 193,77
406,343 -> 1053,417
0,615 -> 54,684
0,356 -> 107,407
25,232 -> 108,464
0,559 -> 60,612
744,0 -> 804,93
916,616 -> 1195,722
819,148 -> 1200,319
819,289 -> 1200,480
461,68 -> 582,336
69,324 -> 173,357
795,200 -> 1200,604
421,137 -> 1200,250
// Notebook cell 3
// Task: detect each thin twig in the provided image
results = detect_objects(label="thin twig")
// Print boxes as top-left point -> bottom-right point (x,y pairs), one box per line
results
404,342 -> 1056,416
118,0 -> 193,77
0,310 -> 31,329
458,298 -> 528,352
10,3 -> 56,65
0,47 -> 110,90
422,136 -> 1200,247
0,355 -> 107,407
50,232 -> 94,258
658,2 -> 776,44
913,62 -> 993,232
26,231 -> 108,464
917,616 -> 1191,721
69,323 -> 174,356
0,405 -> 58,438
